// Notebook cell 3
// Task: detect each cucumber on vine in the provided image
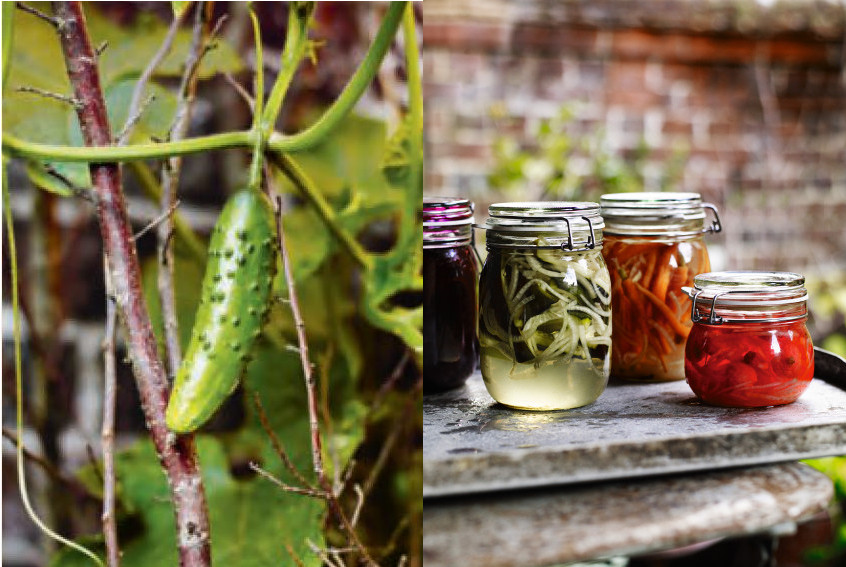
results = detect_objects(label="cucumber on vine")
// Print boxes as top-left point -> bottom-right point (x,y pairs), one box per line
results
166,189 -> 277,433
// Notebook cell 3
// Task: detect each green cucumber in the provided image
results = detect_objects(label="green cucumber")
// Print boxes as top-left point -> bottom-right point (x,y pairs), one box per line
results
166,189 -> 277,433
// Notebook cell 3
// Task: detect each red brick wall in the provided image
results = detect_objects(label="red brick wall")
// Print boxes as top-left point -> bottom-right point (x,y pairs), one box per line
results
424,0 -> 846,274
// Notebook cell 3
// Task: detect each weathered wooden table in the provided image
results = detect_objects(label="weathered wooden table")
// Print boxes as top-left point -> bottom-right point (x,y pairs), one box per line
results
423,349 -> 846,566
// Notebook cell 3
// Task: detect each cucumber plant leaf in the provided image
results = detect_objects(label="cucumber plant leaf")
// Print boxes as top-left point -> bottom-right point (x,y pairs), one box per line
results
3,2 -> 241,147
360,116 -> 423,359
53,339 -> 366,566
54,435 -> 322,567
24,161 -> 74,197
2,1 -> 13,86
271,112 -> 423,356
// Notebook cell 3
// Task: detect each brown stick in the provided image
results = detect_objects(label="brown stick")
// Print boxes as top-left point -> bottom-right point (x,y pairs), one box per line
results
51,3 -> 211,566
103,11 -> 187,564
101,263 -> 120,567
156,2 -> 209,377
251,392 -> 314,490
272,193 -> 377,566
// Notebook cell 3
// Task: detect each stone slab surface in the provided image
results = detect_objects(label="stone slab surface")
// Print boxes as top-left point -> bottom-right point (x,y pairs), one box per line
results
423,462 -> 833,567
424,349 -> 846,497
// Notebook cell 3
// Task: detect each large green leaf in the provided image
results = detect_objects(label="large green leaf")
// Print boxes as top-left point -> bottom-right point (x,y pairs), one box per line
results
49,78 -> 182,189
360,117 -> 423,358
3,2 -> 242,146
86,8 -> 242,85
272,113 -> 423,357
278,113 -> 406,239
53,434 -> 322,567
52,337 -> 367,567
2,1 -> 13,86
282,113 -> 392,201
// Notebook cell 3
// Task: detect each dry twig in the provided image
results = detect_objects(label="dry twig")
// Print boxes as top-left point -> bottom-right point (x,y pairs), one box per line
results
132,199 -> 182,242
155,6 -> 228,378
101,263 -> 120,567
15,2 -> 60,27
251,392 -> 314,490
271,191 -> 378,566
247,463 -> 327,499
16,86 -> 81,108
223,72 -> 255,110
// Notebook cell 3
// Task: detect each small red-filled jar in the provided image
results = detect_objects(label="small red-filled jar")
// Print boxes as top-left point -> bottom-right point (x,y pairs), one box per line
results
682,271 -> 814,407
423,197 -> 479,394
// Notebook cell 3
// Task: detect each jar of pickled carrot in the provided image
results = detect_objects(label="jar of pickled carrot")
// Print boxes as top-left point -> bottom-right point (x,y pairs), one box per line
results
682,271 -> 813,407
478,202 -> 611,410
600,192 -> 721,381
423,197 -> 479,393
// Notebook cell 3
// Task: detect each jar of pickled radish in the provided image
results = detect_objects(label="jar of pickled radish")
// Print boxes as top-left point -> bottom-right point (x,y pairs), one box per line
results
600,192 -> 721,382
478,202 -> 611,410
423,197 -> 479,394
682,271 -> 813,407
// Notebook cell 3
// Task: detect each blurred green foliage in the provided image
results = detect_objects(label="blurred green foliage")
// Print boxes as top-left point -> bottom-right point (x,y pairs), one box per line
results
802,275 -> 846,566
488,103 -> 687,202
803,456 -> 846,566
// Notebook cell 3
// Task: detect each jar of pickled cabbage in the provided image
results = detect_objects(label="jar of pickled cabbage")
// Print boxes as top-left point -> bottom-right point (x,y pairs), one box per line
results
423,197 -> 479,394
478,202 -> 611,410
600,192 -> 721,382
682,271 -> 813,407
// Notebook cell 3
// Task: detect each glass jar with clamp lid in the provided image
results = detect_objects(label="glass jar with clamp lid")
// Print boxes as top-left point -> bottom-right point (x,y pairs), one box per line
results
478,202 -> 612,410
600,192 -> 722,382
682,271 -> 813,407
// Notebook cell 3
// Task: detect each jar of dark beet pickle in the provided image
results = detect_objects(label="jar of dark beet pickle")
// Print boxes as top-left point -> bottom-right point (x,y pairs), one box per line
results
682,271 -> 814,407
423,197 -> 479,393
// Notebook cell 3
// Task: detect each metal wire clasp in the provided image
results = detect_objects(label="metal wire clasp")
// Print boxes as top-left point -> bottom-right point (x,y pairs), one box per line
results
684,286 -> 725,325
555,216 -> 596,251
702,203 -> 722,234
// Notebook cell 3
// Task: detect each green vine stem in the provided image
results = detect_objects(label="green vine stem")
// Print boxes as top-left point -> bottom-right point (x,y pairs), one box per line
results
279,1 -> 405,148
2,128 -> 254,162
260,2 -> 314,138
247,3 -> 265,191
266,149 -> 372,270
403,3 -> 423,243
4,169 -> 104,567
1,1 -> 407,165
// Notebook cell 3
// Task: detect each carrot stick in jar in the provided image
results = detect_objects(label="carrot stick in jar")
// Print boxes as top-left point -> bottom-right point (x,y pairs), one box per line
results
651,245 -> 676,302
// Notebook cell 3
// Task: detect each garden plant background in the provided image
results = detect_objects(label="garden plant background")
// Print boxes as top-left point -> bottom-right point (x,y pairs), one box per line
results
2,2 -> 421,566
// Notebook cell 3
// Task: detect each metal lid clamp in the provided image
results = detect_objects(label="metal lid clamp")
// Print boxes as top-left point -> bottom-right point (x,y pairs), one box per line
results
703,203 -> 722,234
682,271 -> 808,325
683,286 -> 725,325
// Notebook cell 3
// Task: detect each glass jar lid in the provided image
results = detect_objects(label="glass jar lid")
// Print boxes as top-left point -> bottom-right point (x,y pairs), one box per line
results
423,196 -> 474,247
482,201 -> 604,251
600,192 -> 721,237
682,271 -> 808,324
